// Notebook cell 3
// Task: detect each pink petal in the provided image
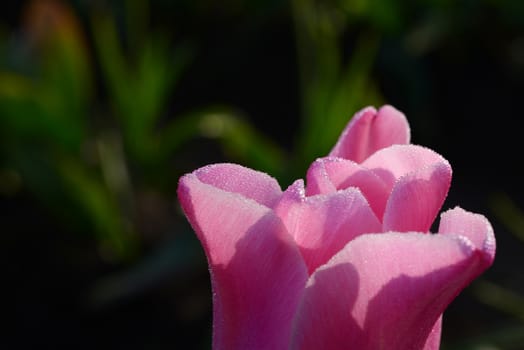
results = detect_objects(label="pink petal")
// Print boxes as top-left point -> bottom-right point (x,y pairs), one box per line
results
423,317 -> 442,350
274,180 -> 382,274
193,163 -> 282,208
382,161 -> 452,232
291,232 -> 492,350
306,157 -> 390,218
178,173 -> 308,350
329,105 -> 410,163
361,144 -> 450,192
439,207 -> 496,267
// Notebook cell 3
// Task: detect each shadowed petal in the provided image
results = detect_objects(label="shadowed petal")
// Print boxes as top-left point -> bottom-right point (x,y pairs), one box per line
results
305,157 -> 390,218
274,180 -> 381,274
290,262 -> 360,350
193,163 -> 282,208
291,231 -> 492,350
178,173 -> 308,350
329,105 -> 410,163
383,162 -> 452,232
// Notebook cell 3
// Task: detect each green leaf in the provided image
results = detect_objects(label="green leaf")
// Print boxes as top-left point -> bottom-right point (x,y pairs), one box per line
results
57,156 -> 138,261
489,192 -> 524,242
292,0 -> 382,171
160,107 -> 287,178
321,33 -> 381,155
92,14 -> 192,164
0,72 -> 84,150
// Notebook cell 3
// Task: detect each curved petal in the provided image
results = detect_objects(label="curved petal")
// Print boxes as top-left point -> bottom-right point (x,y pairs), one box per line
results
361,144 -> 450,192
383,161 -> 452,232
305,158 -> 341,195
329,105 -> 410,163
178,173 -> 308,350
439,207 -> 496,267
423,317 -> 442,350
291,232 -> 492,350
274,180 -> 381,274
305,157 -> 390,219
193,163 -> 282,207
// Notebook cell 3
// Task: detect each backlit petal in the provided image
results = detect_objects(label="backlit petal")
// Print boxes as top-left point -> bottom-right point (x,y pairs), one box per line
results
305,157 -> 390,218
439,207 -> 496,267
329,105 -> 410,163
423,317 -> 442,350
382,161 -> 452,232
361,144 -> 448,193
193,163 -> 282,208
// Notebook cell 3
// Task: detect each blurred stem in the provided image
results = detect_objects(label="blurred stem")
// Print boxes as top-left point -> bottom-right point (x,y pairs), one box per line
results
489,192 -> 524,242
57,156 -> 138,261
472,280 -> 524,322
291,0 -> 380,174
126,0 -> 149,50
96,130 -> 134,217
292,0 -> 341,159
323,32 -> 379,143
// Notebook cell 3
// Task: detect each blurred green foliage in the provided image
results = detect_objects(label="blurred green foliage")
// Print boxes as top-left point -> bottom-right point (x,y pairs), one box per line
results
1,0 -> 524,348
0,0 -> 383,260
0,1 -> 283,261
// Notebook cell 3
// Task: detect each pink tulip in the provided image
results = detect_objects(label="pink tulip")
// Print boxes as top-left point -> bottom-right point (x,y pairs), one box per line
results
177,105 -> 496,349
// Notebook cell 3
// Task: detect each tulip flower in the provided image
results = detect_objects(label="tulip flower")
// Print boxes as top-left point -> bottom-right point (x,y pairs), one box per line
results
177,105 -> 495,349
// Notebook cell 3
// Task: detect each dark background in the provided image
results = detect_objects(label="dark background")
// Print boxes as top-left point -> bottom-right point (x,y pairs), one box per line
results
1,0 -> 524,348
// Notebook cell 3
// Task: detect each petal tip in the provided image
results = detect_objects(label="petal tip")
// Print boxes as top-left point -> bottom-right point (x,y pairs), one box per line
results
439,206 -> 496,265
